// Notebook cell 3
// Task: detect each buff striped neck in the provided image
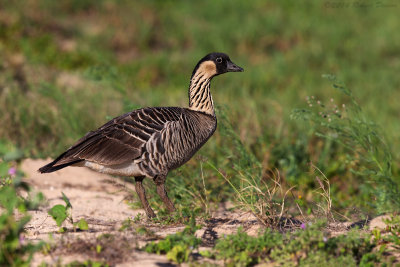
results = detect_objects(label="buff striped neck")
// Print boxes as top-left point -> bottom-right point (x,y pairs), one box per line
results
188,61 -> 217,116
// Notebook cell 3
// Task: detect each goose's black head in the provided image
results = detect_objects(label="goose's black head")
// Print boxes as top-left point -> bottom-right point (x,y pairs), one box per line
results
191,52 -> 244,79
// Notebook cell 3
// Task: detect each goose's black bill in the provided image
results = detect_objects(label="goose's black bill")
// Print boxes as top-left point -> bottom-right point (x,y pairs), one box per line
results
227,61 -> 244,72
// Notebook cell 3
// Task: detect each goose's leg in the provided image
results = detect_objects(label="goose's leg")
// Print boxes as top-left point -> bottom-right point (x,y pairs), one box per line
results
154,174 -> 176,213
135,176 -> 156,218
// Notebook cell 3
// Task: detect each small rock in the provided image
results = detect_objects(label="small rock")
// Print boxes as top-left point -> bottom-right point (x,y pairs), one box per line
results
369,215 -> 391,230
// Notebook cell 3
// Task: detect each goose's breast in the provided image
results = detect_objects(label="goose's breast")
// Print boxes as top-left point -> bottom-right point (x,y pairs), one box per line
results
162,113 -> 217,170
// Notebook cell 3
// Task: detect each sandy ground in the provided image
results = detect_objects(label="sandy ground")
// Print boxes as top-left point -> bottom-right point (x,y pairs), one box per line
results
21,159 -> 265,266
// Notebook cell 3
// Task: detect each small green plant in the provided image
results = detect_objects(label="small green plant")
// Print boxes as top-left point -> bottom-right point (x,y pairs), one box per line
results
119,217 -> 135,231
119,217 -> 157,238
143,214 -> 201,263
0,160 -> 44,267
48,192 -> 88,232
133,213 -> 143,223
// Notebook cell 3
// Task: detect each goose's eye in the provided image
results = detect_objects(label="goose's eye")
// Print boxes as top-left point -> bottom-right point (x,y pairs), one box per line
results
216,57 -> 222,64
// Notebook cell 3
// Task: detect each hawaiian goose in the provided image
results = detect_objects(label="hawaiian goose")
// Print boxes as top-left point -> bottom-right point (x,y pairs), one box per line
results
39,52 -> 243,218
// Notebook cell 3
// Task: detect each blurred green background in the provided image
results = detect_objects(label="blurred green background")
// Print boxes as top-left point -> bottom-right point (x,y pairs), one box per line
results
1,0 -> 399,215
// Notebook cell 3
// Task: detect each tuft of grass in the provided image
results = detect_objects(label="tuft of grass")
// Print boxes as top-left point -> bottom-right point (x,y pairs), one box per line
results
210,107 -> 294,228
311,163 -> 335,222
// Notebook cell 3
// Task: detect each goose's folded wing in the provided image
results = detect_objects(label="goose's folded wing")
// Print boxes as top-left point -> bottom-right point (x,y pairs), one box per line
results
48,107 -> 183,168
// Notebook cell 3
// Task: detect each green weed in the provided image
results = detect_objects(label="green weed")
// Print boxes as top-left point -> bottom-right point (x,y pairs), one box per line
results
48,192 -> 89,232
119,217 -> 158,239
0,157 -> 44,266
